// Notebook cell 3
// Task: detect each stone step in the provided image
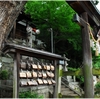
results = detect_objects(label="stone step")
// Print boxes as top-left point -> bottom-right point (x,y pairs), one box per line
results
62,93 -> 78,97
61,85 -> 66,88
61,87 -> 70,91
67,94 -> 79,96
62,95 -> 80,98
61,84 -> 80,97
61,90 -> 75,94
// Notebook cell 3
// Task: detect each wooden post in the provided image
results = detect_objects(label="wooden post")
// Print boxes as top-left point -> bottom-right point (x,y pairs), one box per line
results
53,62 -> 62,98
73,13 -> 95,97
58,65 -> 62,95
13,53 -> 17,98
81,12 -> 94,98
13,52 -> 20,98
53,60 -> 59,98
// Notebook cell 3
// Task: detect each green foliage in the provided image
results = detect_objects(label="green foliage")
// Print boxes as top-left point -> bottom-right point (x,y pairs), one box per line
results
67,67 -> 78,71
0,70 -> 9,80
67,67 -> 84,84
19,91 -> 44,98
76,75 -> 84,84
24,1 -> 82,68
95,82 -> 100,95
24,1 -> 81,51
95,82 -> 100,89
92,55 -> 100,69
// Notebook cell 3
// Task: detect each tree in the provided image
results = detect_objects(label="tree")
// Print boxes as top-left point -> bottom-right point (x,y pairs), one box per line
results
0,1 -> 26,50
24,1 -> 82,68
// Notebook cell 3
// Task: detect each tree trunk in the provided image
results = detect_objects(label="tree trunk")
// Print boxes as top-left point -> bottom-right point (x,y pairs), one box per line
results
0,1 -> 26,50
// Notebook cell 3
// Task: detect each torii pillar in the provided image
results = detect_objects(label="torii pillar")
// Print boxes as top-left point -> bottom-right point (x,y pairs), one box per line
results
73,12 -> 94,98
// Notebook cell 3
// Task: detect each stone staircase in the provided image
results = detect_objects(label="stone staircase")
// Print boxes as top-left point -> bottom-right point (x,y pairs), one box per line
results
61,85 -> 80,97
61,77 -> 83,98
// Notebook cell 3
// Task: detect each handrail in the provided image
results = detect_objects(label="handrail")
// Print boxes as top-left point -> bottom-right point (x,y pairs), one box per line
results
61,81 -> 81,96
62,77 -> 83,92
61,77 -> 83,96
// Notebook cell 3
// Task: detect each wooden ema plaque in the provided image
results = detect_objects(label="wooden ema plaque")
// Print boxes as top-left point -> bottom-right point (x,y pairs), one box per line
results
19,61 -> 56,87
19,72 -> 26,78
32,64 -> 38,69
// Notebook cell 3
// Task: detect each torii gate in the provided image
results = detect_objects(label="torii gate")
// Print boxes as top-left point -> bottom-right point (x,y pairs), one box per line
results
66,1 -> 100,98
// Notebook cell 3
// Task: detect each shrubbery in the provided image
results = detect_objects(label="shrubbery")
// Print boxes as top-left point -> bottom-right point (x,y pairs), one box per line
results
0,70 -> 9,80
19,91 -> 44,98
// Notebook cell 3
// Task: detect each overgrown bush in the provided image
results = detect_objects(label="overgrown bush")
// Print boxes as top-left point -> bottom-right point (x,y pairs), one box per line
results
19,91 -> 44,98
0,70 -> 9,80
95,82 -> 100,95
92,54 -> 100,69
95,82 -> 100,89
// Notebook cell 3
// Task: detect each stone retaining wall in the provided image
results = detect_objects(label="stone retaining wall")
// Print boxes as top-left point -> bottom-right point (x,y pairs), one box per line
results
0,80 -> 53,98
